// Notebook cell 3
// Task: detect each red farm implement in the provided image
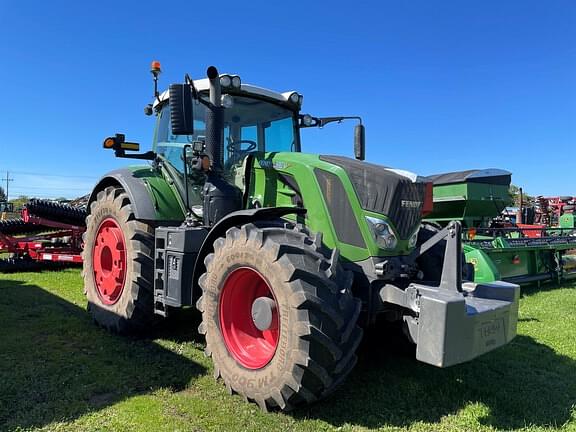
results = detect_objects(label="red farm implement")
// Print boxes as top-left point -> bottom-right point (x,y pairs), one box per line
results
0,199 -> 86,272
519,195 -> 575,229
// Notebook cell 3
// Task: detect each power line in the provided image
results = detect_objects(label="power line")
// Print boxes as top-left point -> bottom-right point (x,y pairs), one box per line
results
3,170 -> 98,180
9,192 -> 86,199
11,186 -> 90,191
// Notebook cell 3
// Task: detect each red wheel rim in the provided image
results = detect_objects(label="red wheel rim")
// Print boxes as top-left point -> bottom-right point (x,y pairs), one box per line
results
219,267 -> 280,369
92,217 -> 127,305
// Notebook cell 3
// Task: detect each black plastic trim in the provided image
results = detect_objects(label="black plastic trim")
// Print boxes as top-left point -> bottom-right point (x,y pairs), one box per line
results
314,168 -> 366,249
278,173 -> 304,207
88,168 -> 161,223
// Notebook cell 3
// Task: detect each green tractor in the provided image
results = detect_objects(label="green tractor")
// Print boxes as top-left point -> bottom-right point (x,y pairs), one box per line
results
83,63 -> 520,411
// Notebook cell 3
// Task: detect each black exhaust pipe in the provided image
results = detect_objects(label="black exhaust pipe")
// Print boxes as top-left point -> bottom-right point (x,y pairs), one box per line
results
202,66 -> 242,226
205,66 -> 224,173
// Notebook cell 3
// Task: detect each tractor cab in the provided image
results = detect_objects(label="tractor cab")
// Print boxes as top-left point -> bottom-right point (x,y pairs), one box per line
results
152,79 -> 302,196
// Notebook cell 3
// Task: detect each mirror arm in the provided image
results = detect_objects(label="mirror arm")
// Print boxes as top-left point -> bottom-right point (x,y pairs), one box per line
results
319,116 -> 363,127
185,74 -> 200,100
113,150 -> 157,160
185,73 -> 212,110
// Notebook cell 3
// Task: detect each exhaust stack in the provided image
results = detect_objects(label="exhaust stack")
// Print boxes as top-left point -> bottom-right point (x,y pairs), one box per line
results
202,66 -> 242,226
205,66 -> 224,173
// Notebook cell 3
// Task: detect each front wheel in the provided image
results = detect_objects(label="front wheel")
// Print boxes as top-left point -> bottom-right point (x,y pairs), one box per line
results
196,222 -> 363,411
82,186 -> 155,333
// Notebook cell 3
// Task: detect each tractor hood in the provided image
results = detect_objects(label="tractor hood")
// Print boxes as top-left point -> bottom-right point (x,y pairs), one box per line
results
319,155 -> 427,238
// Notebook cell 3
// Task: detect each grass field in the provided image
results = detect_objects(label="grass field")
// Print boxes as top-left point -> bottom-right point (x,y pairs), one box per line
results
0,270 -> 574,432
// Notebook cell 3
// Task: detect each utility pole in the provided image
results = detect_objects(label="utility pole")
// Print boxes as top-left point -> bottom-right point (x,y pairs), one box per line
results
2,171 -> 14,201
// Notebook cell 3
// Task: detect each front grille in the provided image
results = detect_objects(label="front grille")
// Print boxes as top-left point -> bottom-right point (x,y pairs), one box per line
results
387,180 -> 426,238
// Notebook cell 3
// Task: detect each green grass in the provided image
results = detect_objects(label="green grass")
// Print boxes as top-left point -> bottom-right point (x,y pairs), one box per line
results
0,270 -> 575,432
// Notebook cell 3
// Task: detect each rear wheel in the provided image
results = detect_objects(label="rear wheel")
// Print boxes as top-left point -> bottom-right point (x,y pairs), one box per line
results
82,185 -> 155,333
197,222 -> 363,411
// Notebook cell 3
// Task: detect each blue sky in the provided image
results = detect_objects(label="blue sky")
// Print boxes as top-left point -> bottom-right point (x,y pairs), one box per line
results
0,0 -> 574,199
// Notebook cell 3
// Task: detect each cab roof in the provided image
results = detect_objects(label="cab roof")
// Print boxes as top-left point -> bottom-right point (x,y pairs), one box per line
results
153,76 -> 300,110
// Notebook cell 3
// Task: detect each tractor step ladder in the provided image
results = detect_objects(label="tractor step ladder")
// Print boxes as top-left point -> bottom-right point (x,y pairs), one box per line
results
153,238 -> 169,317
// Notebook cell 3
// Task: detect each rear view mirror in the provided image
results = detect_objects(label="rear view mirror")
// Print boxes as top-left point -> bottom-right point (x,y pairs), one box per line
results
354,124 -> 365,160
169,84 -> 194,135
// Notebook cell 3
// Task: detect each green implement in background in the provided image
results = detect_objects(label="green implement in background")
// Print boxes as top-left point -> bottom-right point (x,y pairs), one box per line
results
425,168 -> 576,285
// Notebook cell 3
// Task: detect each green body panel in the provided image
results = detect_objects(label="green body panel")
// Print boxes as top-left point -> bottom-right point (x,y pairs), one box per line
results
560,213 -> 575,229
464,239 -> 576,284
246,152 -> 414,263
463,245 -> 500,283
122,153 -> 411,264
465,245 -> 557,284
426,182 -> 510,227
128,166 -> 186,221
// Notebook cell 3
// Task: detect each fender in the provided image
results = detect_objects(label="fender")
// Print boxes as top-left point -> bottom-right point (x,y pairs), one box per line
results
191,206 -> 307,299
87,167 -> 185,225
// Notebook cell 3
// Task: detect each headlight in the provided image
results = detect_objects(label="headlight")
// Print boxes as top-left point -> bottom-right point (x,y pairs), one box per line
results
220,75 -> 232,87
221,94 -> 234,108
302,114 -> 314,126
231,75 -> 241,88
408,230 -> 419,248
289,92 -> 300,104
365,216 -> 398,250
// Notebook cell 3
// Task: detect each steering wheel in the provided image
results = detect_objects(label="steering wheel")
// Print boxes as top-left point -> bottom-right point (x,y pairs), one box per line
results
226,139 -> 257,153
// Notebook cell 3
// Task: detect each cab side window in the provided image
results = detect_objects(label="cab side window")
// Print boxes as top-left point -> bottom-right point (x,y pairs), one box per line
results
154,103 -> 207,172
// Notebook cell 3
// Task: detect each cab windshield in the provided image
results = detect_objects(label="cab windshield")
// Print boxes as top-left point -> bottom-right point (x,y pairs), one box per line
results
154,94 -> 299,174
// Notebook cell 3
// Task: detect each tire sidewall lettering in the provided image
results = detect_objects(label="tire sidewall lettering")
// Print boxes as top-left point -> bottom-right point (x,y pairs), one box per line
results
204,234 -> 295,395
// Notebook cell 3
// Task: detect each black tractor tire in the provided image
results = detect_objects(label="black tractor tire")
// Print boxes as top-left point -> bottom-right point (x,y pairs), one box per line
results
196,222 -> 363,411
0,257 -> 53,273
0,218 -> 48,236
82,186 -> 155,334
26,199 -> 87,226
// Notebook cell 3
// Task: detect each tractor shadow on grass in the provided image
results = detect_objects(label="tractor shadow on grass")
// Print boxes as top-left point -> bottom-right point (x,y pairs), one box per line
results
295,323 -> 576,430
0,279 -> 206,431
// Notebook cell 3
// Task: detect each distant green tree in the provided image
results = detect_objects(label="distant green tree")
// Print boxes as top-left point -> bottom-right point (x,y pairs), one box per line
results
0,186 -> 6,201
509,184 -> 535,207
508,184 -> 519,206
9,195 -> 29,211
